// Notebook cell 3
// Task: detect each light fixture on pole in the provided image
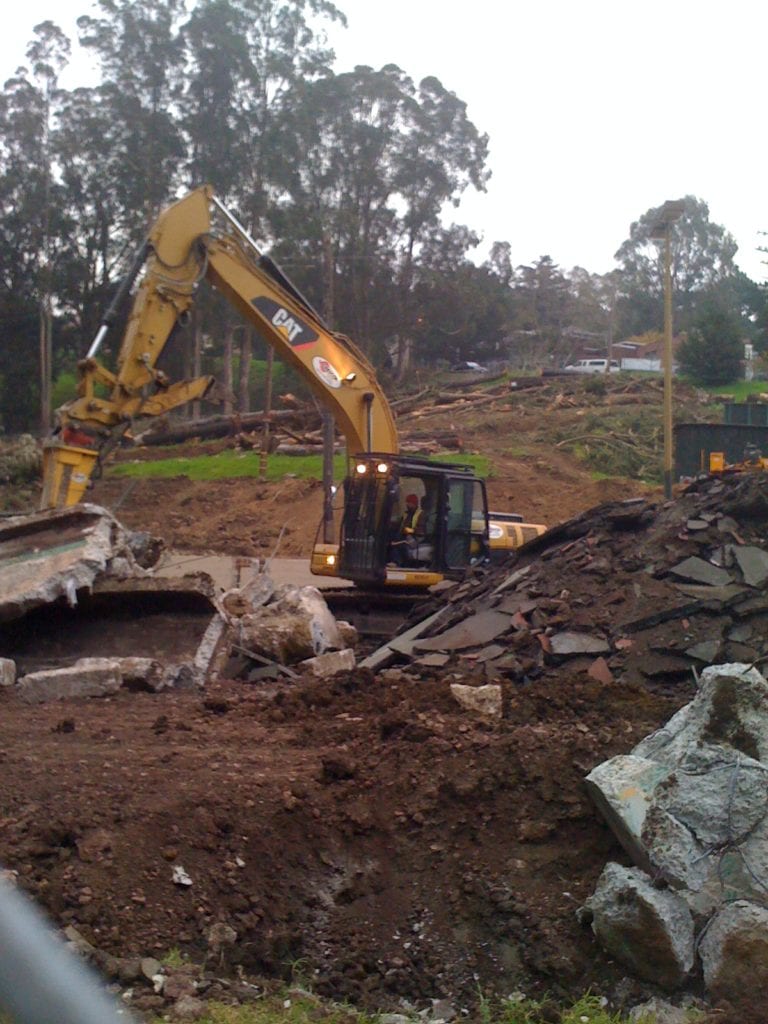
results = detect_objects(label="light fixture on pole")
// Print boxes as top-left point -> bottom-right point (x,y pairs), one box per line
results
649,199 -> 686,499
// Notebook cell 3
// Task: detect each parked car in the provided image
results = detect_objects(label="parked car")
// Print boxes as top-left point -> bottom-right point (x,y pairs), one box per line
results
563,359 -> 620,374
450,361 -> 489,373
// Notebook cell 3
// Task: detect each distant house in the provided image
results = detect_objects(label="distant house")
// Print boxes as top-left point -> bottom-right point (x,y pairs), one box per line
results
612,332 -> 683,373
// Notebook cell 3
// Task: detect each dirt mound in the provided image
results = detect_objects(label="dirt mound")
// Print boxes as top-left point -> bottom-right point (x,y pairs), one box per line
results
0,668 -> 676,1011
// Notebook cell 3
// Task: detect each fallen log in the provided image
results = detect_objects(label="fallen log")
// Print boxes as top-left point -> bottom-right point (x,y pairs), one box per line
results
135,408 -> 321,446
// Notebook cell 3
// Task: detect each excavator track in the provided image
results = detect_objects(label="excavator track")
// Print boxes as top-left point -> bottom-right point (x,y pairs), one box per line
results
322,587 -> 431,637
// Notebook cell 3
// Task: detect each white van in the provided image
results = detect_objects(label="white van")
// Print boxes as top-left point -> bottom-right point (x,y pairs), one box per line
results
563,359 -> 620,374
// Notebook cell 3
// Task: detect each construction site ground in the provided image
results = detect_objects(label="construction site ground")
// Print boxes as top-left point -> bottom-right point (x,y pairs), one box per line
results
2,376 -> 742,1019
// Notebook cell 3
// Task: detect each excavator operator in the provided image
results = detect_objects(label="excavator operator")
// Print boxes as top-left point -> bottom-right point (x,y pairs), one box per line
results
389,493 -> 422,566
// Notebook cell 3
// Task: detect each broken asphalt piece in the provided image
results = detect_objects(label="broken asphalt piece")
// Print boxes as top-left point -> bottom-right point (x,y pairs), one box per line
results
732,544 -> 768,588
414,610 -> 513,652
668,556 -> 733,587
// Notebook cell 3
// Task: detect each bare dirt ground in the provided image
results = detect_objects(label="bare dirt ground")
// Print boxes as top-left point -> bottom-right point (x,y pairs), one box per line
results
88,397 -> 658,558
4,384 -> 725,1016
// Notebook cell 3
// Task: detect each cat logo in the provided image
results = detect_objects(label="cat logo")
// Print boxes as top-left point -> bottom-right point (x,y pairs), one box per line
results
251,296 -> 319,349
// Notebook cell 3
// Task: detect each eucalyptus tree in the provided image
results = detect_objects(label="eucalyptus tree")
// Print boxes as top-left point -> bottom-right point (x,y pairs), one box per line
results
614,196 -> 739,337
273,63 -> 489,370
77,0 -> 188,231
0,22 -> 71,431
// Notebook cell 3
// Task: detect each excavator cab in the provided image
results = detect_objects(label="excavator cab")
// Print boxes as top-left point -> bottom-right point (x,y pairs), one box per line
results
317,454 -> 490,587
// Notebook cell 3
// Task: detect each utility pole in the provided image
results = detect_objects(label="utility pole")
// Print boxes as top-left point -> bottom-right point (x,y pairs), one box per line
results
649,200 -> 686,499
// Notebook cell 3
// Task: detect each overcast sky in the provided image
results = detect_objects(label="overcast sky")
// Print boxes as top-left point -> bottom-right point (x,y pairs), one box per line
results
2,0 -> 765,282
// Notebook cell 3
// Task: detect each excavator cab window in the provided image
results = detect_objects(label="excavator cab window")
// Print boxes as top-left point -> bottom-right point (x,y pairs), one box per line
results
337,456 -> 489,584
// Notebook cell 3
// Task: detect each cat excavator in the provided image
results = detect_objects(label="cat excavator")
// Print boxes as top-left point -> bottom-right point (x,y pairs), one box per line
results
41,185 -> 544,588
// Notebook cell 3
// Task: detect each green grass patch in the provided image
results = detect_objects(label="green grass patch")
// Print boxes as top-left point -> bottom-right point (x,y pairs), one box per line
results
694,379 -> 768,401
110,451 -> 349,482
146,990 -> 659,1024
110,450 -> 493,483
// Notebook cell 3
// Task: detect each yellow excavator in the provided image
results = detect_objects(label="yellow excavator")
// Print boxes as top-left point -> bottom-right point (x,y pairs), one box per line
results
42,185 -> 544,588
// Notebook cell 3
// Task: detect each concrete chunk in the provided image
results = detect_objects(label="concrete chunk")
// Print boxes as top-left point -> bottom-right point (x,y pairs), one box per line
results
583,863 -> 694,990
299,649 -> 356,677
586,755 -> 672,871
699,900 -> 768,1005
450,683 -> 502,718
17,658 -> 122,704
0,658 -> 16,686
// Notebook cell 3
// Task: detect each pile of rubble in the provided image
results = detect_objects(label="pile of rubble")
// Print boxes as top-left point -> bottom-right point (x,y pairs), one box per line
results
368,473 -> 768,691
0,503 -> 355,704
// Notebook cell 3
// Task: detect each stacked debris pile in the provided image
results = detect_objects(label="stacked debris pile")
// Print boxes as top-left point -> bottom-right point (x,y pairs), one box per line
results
371,473 -> 768,697
584,662 -> 768,1009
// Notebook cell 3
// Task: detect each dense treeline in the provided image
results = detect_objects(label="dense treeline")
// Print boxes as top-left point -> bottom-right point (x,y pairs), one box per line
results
1,0 -> 766,434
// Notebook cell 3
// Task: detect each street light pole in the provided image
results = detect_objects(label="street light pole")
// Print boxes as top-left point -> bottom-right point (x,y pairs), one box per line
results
649,199 -> 686,499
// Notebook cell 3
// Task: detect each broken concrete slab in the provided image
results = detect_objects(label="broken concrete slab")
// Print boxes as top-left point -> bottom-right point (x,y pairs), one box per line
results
698,900 -> 768,1006
414,610 -> 512,652
0,504 -> 145,624
668,556 -> 733,587
299,649 -> 356,677
582,862 -> 694,990
549,631 -> 610,656
0,658 -> 15,686
449,683 -> 502,718
16,658 -> 123,704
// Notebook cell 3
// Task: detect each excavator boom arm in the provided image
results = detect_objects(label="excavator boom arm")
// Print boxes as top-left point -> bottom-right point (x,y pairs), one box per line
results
42,185 -> 398,507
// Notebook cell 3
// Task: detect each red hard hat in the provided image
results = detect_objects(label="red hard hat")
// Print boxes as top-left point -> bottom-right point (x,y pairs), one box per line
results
406,493 -> 419,506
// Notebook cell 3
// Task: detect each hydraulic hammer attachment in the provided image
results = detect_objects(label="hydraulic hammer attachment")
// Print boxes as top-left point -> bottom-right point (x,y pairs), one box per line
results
40,442 -> 100,509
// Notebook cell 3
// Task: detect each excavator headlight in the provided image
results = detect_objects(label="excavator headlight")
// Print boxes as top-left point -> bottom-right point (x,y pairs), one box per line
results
325,554 -> 336,566
355,463 -> 367,475
376,462 -> 389,474
489,525 -> 505,540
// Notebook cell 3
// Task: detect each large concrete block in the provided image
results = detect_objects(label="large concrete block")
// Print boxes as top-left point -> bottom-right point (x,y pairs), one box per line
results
0,658 -> 16,687
17,658 -> 122,704
634,664 -> 768,766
